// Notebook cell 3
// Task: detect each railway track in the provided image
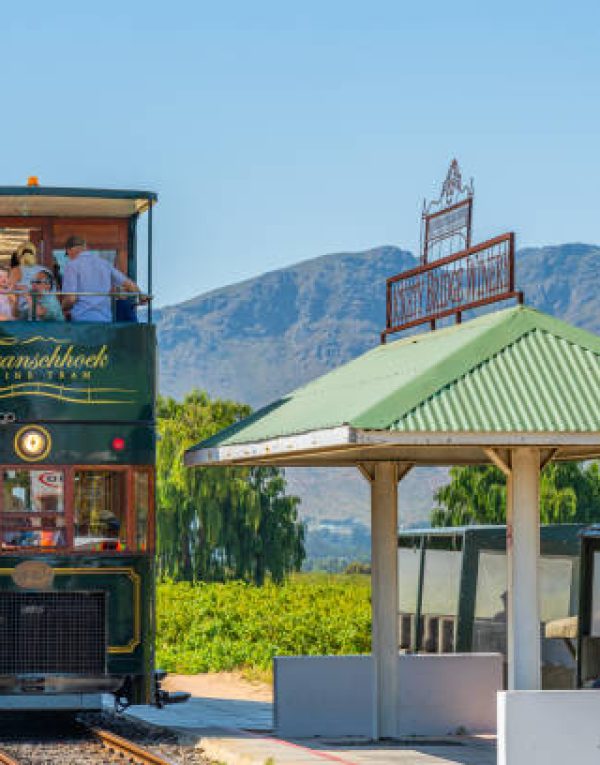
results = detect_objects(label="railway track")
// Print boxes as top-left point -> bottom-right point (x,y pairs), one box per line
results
0,730 -> 178,765
89,726 -> 179,764
0,713 -> 210,765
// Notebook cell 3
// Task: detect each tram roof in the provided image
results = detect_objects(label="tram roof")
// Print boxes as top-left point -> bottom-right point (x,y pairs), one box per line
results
0,186 -> 157,218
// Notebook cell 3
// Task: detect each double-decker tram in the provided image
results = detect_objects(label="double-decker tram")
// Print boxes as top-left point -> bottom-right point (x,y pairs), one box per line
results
0,181 -> 160,711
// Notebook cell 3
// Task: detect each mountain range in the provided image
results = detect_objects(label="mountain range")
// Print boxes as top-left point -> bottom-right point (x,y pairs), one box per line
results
156,242 -> 600,528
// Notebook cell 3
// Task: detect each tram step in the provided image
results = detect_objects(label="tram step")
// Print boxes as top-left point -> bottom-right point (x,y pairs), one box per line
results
160,691 -> 191,705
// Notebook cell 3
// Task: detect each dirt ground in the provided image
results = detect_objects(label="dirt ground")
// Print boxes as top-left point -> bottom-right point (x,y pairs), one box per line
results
161,672 -> 273,702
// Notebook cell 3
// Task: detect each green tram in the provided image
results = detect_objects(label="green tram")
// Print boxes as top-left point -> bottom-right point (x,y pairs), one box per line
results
0,183 -> 160,711
398,525 -> 583,689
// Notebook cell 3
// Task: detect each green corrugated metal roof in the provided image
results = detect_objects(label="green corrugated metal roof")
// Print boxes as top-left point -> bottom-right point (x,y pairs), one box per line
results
395,330 -> 600,432
188,305 -> 600,453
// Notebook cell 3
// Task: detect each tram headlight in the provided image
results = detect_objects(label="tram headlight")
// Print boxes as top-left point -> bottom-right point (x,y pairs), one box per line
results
14,426 -> 51,462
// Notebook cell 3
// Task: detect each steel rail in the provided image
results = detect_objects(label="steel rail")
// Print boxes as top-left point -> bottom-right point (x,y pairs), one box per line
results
0,751 -> 20,765
89,726 -> 179,765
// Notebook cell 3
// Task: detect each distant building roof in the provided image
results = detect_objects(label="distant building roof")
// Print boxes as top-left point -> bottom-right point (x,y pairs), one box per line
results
185,305 -> 600,468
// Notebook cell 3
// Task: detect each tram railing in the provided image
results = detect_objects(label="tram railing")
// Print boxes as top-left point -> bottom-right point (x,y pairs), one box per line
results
0,290 -> 153,323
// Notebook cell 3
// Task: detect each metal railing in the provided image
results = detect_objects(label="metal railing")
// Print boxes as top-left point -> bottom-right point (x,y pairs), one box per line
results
1,290 -> 153,323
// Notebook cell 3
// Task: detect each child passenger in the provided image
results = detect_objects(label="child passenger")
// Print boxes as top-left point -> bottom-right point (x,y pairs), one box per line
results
0,267 -> 15,320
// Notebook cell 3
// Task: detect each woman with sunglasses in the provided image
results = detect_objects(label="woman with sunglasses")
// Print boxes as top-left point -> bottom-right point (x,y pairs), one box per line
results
25,270 -> 65,322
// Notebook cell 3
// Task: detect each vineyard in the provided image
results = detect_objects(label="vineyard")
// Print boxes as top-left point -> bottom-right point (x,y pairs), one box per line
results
156,574 -> 372,676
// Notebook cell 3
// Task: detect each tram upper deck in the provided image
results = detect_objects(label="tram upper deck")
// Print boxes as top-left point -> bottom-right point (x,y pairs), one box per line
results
0,183 -> 156,298
0,183 -> 157,460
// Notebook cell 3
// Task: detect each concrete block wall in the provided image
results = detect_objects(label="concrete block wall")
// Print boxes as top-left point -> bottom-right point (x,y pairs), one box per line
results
274,653 -> 502,738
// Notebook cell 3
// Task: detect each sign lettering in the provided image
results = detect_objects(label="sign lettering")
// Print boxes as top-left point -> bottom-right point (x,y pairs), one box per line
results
384,233 -> 520,335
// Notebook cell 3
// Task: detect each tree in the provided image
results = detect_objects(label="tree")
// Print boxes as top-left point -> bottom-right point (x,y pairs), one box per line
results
431,462 -> 600,527
156,390 -> 305,583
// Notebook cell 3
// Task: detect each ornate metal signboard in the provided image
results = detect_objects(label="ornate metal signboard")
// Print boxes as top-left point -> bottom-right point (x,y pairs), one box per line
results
382,162 -> 523,342
421,159 -> 473,264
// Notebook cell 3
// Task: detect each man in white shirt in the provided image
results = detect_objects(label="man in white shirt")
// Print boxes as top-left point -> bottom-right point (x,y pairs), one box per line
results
61,236 -> 142,322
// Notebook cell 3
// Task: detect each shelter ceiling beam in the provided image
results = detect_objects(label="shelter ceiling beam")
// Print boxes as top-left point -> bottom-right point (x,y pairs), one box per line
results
187,428 -> 600,468
540,448 -> 559,470
484,448 -> 511,477
484,447 -> 558,477
357,462 -> 414,484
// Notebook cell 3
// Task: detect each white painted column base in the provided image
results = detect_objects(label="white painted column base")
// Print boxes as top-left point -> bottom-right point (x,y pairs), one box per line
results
498,691 -> 600,765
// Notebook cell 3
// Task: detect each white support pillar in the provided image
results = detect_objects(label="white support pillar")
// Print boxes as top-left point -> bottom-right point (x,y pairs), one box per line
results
506,447 -> 541,691
370,462 -> 399,739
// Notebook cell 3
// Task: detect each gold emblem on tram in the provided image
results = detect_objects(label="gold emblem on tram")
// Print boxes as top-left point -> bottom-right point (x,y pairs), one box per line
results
12,561 -> 54,589
14,425 -> 51,462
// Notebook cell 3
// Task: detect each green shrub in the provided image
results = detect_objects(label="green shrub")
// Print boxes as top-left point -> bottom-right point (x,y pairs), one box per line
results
156,573 -> 371,675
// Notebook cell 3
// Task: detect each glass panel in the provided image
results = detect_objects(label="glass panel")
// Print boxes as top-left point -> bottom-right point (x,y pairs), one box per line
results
474,552 -> 577,667
134,470 -> 150,551
74,471 -> 127,551
398,545 -> 421,651
591,552 -> 600,637
1,469 -> 65,548
473,551 -> 507,654
398,546 -> 421,614
540,556 -> 577,689
540,557 -> 573,622
421,549 -> 462,616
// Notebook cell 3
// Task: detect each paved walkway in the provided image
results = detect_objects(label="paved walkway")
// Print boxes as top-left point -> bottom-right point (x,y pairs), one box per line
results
124,695 -> 496,765
126,695 -> 272,732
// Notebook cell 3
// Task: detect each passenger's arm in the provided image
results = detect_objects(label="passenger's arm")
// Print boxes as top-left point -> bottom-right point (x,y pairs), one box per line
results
111,269 -> 146,302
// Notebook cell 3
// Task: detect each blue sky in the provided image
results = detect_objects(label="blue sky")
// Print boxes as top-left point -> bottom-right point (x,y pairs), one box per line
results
2,1 -> 599,306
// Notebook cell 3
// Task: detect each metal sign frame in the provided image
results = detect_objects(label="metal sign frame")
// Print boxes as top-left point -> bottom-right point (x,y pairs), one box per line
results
382,232 -> 523,341
421,159 -> 474,264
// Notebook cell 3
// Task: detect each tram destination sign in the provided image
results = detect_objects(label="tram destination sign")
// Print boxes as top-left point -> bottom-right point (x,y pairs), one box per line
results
0,323 -> 155,422
383,233 -> 522,339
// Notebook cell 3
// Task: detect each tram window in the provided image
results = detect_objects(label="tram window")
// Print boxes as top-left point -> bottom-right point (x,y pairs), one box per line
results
0,228 -> 44,271
133,470 -> 150,551
1,469 -> 66,548
53,248 -> 117,269
73,471 -> 127,551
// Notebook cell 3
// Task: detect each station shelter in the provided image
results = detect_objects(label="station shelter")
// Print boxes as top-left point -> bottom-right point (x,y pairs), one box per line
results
185,304 -> 600,762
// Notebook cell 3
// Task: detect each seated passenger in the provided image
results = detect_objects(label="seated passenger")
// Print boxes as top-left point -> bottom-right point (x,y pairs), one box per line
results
61,236 -> 144,322
0,267 -> 15,321
26,270 -> 64,322
10,242 -> 39,289
11,243 -> 41,316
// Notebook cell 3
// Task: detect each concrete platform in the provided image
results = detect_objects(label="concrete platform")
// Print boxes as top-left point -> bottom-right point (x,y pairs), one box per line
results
121,695 -> 497,764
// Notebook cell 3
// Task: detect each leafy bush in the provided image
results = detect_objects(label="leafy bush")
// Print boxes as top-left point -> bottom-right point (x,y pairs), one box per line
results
156,574 -> 371,675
